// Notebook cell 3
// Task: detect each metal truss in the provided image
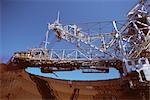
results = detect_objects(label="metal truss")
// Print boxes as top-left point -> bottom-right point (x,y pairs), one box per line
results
47,0 -> 150,60
49,49 -> 94,61
10,0 -> 150,75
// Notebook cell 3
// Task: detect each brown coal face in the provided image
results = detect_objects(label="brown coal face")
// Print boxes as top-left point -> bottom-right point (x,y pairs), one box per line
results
0,64 -> 149,100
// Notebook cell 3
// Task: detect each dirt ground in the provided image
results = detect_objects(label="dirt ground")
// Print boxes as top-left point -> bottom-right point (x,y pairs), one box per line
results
0,63 -> 149,100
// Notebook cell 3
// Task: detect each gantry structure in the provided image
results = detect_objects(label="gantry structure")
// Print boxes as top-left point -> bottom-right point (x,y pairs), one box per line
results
9,0 -> 150,87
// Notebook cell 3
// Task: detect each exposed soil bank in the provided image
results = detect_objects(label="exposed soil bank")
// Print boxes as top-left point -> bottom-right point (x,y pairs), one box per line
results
0,64 -> 149,100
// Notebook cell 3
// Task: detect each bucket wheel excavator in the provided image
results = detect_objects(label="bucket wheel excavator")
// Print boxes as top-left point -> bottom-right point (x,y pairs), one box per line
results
9,0 -> 150,90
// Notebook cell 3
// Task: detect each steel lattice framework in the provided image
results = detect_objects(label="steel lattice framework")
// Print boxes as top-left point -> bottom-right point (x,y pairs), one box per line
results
10,0 -> 150,78
47,2 -> 150,60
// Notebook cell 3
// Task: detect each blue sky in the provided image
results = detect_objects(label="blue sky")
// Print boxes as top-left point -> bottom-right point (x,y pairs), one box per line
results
1,0 -> 138,80
25,67 -> 120,80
